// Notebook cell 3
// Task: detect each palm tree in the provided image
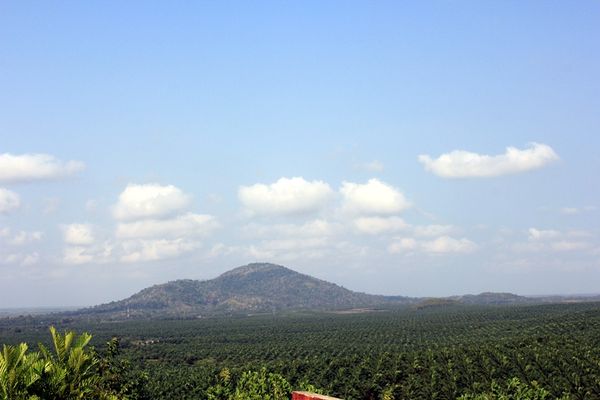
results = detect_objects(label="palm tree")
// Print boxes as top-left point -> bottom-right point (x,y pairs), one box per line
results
0,342 -> 44,400
37,326 -> 101,400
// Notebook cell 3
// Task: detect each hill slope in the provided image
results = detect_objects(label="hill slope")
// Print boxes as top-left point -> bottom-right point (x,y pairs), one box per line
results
69,263 -> 583,321
79,263 -> 412,319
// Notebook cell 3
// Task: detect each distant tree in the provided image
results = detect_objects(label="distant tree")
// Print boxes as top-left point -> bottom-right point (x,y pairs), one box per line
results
97,337 -> 150,400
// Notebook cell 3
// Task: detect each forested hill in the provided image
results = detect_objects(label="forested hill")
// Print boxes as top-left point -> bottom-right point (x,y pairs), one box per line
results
76,263 -> 413,319
66,263 -> 598,321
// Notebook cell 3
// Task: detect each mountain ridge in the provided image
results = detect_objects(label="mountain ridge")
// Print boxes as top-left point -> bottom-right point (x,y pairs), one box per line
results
78,263 -> 412,319
67,263 -> 599,320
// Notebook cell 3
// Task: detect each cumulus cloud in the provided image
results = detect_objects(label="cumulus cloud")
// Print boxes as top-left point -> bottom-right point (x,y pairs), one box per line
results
388,238 -> 418,253
0,188 -> 20,214
0,251 -> 40,266
63,240 -> 115,265
422,236 -> 477,253
418,143 -> 559,178
116,213 -> 219,239
389,236 -> 477,254
43,197 -> 61,215
528,228 -> 560,241
113,183 -> 191,221
63,246 -> 94,265
560,206 -> 596,215
551,241 -> 590,252
353,216 -> 408,235
247,237 -> 330,261
518,227 -> 595,254
239,177 -> 333,216
413,224 -> 455,237
62,224 -> 95,245
0,153 -> 84,183
561,207 -> 579,215
120,239 -> 200,263
340,179 -> 410,215
21,252 -> 40,266
360,160 -> 384,172
85,199 -> 99,212
243,219 -> 337,238
61,183 -> 220,265
7,230 -> 43,246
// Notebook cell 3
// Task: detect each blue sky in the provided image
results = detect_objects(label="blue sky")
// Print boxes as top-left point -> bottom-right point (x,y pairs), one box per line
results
1,1 -> 599,307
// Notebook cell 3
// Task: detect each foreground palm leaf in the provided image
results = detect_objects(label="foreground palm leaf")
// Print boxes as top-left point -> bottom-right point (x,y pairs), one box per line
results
38,326 -> 100,400
0,343 -> 44,400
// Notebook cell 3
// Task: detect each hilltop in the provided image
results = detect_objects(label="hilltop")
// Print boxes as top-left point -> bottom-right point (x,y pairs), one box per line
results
76,263 -> 412,319
61,263 -> 599,321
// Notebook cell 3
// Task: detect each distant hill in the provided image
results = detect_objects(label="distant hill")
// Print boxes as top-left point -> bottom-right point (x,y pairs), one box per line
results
450,292 -> 534,305
75,263 -> 413,319
64,263 -> 600,321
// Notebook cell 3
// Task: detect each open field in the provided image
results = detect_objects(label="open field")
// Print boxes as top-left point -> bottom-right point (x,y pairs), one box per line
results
2,302 -> 600,399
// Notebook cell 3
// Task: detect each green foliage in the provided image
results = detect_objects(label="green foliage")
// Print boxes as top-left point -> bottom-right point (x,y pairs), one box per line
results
208,367 -> 291,400
36,326 -> 100,399
82,263 -> 409,319
96,337 -> 150,400
206,368 -> 233,400
458,377 -> 569,400
233,368 -> 291,400
0,327 -> 148,400
0,343 -> 44,400
3,302 -> 600,399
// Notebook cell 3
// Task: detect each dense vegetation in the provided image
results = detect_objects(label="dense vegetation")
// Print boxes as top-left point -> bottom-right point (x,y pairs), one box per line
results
74,263 -> 414,320
2,302 -> 600,399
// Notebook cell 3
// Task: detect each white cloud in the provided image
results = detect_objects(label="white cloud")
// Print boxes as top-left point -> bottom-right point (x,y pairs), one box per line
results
560,206 -> 596,215
116,213 -> 218,239
418,143 -> 559,178
389,236 -> 477,254
528,228 -> 560,241
85,199 -> 99,212
62,237 -> 201,264
360,160 -> 384,172
353,216 -> 408,235
514,228 -> 596,255
413,224 -> 455,237
8,230 -> 43,246
21,252 -> 39,266
0,153 -> 84,183
0,251 -> 40,266
63,246 -> 94,265
388,238 -> 418,253
120,239 -> 200,263
551,241 -> 590,252
422,236 -> 477,253
113,183 -> 191,221
62,224 -> 95,245
561,207 -> 579,215
58,183 -> 221,265
242,219 -> 337,238
43,197 -> 60,215
340,179 -> 410,215
256,237 -> 329,252
0,188 -> 20,214
239,177 -> 333,216
247,237 -> 330,261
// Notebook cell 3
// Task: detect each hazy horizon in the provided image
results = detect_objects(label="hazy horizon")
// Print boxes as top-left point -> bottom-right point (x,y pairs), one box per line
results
3,265 -> 600,310
1,2 -> 599,307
